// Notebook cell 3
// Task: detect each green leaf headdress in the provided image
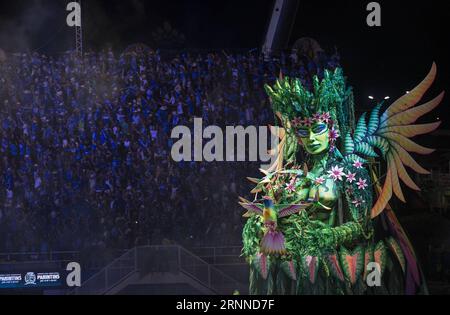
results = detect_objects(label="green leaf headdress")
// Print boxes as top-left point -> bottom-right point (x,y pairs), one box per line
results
264,68 -> 356,169
265,68 -> 355,138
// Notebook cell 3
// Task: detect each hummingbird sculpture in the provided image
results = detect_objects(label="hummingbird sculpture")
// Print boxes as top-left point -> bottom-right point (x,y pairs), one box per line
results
239,196 -> 315,255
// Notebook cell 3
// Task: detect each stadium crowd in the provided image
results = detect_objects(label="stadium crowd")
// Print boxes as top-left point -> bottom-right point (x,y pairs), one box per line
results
0,46 -> 340,253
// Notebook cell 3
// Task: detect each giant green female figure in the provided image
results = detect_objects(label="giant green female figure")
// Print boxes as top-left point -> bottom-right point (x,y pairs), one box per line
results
240,64 -> 444,294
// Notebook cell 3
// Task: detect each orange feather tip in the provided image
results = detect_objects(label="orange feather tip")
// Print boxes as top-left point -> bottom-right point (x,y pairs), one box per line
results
387,153 -> 406,203
391,151 -> 421,191
382,63 -> 438,122
371,170 -> 392,219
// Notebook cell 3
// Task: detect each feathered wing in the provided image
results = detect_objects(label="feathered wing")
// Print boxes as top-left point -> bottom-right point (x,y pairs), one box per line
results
342,63 -> 444,219
277,203 -> 310,218
239,201 -> 264,217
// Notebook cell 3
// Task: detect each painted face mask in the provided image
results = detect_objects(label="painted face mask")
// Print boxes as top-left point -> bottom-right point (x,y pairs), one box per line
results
291,113 -> 339,155
296,122 -> 330,155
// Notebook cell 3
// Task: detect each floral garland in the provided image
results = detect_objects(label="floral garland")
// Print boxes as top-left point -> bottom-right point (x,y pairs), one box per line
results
290,112 -> 332,128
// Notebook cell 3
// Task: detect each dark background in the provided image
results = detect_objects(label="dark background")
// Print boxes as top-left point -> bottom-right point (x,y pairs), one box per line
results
0,0 -> 448,127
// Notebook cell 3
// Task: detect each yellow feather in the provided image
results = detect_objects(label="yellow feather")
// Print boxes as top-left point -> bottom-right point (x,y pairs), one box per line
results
263,209 -> 270,222
276,138 -> 286,172
384,133 -> 435,155
377,122 -> 441,138
391,149 -> 421,191
266,136 -> 286,173
387,152 -> 406,202
371,169 -> 393,211
371,169 -> 392,219
382,63 -> 437,121
387,92 -> 444,126
390,142 -> 430,175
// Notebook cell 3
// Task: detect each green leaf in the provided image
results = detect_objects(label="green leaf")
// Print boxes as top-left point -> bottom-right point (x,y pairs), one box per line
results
366,136 -> 390,157
355,142 -> 378,158
367,104 -> 382,136
344,133 -> 355,155
354,113 -> 368,142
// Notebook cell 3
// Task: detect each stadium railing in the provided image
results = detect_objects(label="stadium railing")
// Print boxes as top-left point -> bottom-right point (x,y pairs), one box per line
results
70,245 -> 246,295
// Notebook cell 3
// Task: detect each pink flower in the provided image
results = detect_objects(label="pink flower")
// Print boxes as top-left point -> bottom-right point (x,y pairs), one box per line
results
286,181 -> 296,193
353,160 -> 364,169
328,166 -> 344,181
312,113 -> 322,122
351,199 -> 364,208
346,186 -> 354,195
345,172 -> 356,183
320,112 -> 331,123
301,117 -> 313,127
314,176 -> 325,186
291,117 -> 302,127
357,178 -> 368,190
329,127 -> 340,141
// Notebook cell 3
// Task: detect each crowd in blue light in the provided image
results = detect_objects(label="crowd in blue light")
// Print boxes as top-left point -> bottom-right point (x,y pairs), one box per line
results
0,47 -> 340,253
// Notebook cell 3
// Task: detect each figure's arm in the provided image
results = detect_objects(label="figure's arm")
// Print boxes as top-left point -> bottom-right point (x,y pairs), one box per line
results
309,221 -> 364,251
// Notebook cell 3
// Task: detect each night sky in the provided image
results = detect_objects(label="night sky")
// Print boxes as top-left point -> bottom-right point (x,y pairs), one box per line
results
0,0 -> 448,126
291,0 -> 449,124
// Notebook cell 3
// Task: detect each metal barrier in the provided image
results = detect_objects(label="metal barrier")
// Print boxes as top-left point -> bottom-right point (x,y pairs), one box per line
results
71,248 -> 136,295
190,246 -> 245,265
72,245 -> 246,295
191,246 -> 242,257
0,251 -> 80,263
